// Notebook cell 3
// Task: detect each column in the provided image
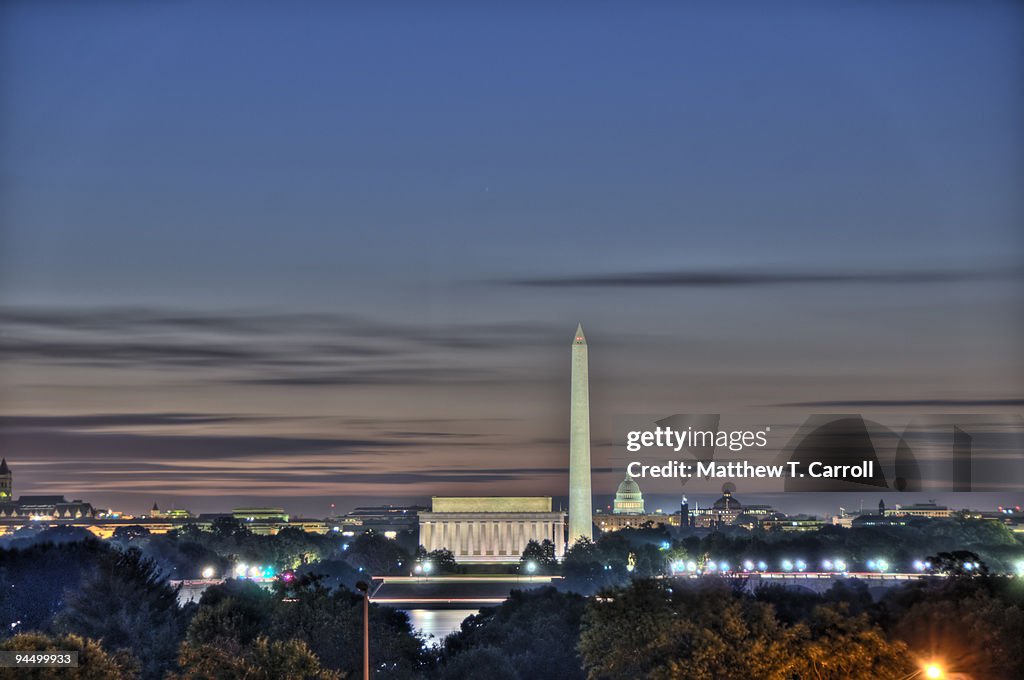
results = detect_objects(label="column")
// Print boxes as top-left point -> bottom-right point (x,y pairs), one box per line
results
421,521 -> 432,551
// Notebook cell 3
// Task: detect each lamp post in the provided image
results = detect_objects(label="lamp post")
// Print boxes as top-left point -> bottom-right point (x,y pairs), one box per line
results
355,581 -> 370,680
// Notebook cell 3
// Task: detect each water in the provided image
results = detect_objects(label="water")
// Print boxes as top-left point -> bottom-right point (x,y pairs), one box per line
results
403,608 -> 479,646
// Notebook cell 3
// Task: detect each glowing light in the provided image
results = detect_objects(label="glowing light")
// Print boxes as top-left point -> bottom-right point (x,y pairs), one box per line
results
686,561 -> 697,572
201,566 -> 215,579
923,662 -> 943,679
526,561 -> 538,574
781,560 -> 794,571
834,559 -> 847,572
743,560 -> 754,572
795,560 -> 807,572
822,560 -> 834,571
913,560 -> 926,572
757,561 -> 767,571
718,562 -> 729,572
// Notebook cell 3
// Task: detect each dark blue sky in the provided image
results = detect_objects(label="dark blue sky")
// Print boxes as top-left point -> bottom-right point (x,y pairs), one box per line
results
1,1 -> 1021,515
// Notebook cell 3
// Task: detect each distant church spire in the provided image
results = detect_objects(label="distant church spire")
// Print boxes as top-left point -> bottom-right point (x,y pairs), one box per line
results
0,458 -> 11,501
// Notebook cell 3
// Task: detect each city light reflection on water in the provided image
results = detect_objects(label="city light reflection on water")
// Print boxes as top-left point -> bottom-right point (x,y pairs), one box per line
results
403,609 -> 479,646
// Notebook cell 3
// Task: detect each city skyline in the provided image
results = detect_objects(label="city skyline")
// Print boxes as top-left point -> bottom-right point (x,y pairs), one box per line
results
1,2 -> 1022,516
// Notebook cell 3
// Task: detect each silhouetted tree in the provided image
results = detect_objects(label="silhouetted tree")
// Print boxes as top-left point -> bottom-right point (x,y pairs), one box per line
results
580,579 -> 914,680
518,539 -> 558,574
56,548 -> 188,680
170,636 -> 340,680
416,546 -> 458,573
345,531 -> 409,575
924,550 -> 989,577
185,579 -> 275,647
0,632 -> 138,680
439,646 -> 519,680
0,539 -> 110,635
443,588 -> 586,680
111,525 -> 151,543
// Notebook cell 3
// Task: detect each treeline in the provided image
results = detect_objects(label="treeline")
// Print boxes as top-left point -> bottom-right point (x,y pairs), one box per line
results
439,575 -> 1024,680
0,543 -> 427,679
558,517 -> 1023,594
2,535 -> 1024,678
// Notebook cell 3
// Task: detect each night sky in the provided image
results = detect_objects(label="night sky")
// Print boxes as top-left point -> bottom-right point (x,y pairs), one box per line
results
1,1 -> 1022,516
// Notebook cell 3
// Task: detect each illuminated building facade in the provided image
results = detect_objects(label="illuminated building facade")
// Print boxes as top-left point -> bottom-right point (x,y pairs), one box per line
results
419,496 -> 566,563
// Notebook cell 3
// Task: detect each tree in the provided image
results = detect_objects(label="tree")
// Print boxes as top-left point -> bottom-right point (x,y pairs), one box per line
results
443,587 -> 586,680
519,540 -> 558,574
790,603 -> 914,679
170,637 -> 340,680
210,516 -> 251,540
439,646 -> 520,680
56,548 -> 188,680
416,546 -> 458,574
889,579 -> 1024,679
111,525 -> 151,544
345,531 -> 409,575
0,632 -> 137,680
180,573 -> 425,678
0,539 -> 110,635
561,537 -> 629,595
580,579 -> 794,680
185,579 -> 275,647
924,550 -> 989,577
268,573 -> 426,678
580,578 -> 914,680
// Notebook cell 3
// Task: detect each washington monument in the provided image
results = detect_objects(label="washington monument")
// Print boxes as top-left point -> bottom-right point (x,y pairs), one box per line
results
568,323 -> 593,544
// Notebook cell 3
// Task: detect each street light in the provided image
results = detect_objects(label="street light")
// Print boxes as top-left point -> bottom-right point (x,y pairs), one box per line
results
898,661 -> 945,680
201,566 -> 215,579
355,581 -> 370,680
525,560 -> 538,574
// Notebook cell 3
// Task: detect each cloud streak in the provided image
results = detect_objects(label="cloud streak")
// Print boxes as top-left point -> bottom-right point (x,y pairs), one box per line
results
507,267 -> 1021,288
777,398 -> 1024,408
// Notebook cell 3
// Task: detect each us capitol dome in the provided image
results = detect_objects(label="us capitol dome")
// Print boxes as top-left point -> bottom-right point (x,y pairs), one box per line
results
613,474 -> 645,514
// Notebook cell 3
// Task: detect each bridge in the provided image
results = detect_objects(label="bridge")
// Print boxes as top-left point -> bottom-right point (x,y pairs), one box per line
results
705,571 -> 935,596
171,571 -> 933,607
369,574 -> 562,608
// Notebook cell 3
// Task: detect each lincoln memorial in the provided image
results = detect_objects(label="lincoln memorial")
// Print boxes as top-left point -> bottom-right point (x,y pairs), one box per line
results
418,496 -> 567,563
